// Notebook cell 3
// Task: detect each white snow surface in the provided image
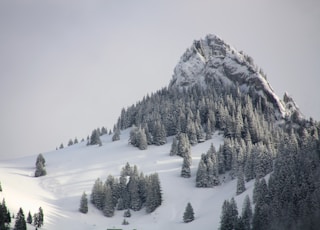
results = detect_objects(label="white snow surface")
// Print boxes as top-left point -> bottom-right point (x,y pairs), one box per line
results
0,130 -> 256,230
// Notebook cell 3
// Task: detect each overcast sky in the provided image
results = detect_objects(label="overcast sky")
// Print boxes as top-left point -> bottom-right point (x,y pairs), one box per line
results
0,0 -> 319,159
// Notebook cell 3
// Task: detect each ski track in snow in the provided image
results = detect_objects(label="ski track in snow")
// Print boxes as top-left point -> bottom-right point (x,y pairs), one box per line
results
0,130 -> 257,230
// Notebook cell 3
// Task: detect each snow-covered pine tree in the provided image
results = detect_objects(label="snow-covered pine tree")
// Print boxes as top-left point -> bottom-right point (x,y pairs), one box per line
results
36,153 -> 45,166
252,178 -> 270,230
177,133 -> 191,158
196,157 -> 208,187
103,185 -> 115,217
236,169 -> 246,195
35,154 -> 47,177
14,208 -> 26,230
68,139 -> 73,146
26,211 -> 32,224
169,136 -> 178,156
137,128 -> 148,150
123,209 -> 131,218
0,199 -> 10,229
79,192 -> 88,214
152,120 -> 167,145
89,129 -> 102,146
219,198 -> 239,230
112,128 -> 120,141
91,178 -> 104,210
128,175 -> 142,211
181,156 -> 191,178
183,202 -> 195,223
241,195 -> 252,230
145,173 -> 162,213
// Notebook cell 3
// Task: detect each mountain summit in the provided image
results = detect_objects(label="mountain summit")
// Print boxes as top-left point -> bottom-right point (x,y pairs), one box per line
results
169,34 -> 302,120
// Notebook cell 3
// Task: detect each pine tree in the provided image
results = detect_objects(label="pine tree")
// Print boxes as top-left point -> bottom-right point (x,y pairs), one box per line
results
196,157 -> 208,187
183,202 -> 195,223
181,157 -> 191,178
37,207 -> 44,228
137,128 -> 148,150
0,181 -> 2,192
91,178 -> 104,210
79,192 -> 88,214
89,129 -> 102,146
36,154 -> 45,167
177,133 -> 191,158
112,128 -> 120,141
0,199 -> 11,229
103,185 -> 115,217
241,195 -> 252,230
27,211 -> 32,224
68,139 -> 74,146
122,218 -> 129,225
35,154 -> 47,177
236,170 -> 246,195
146,173 -> 162,213
123,209 -> 131,218
128,176 -> 142,211
14,208 -> 26,230
220,198 -> 239,230
169,136 -> 178,156
252,178 -> 270,230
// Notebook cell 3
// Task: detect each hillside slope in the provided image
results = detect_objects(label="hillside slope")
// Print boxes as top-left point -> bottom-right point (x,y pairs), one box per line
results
0,130 -> 257,230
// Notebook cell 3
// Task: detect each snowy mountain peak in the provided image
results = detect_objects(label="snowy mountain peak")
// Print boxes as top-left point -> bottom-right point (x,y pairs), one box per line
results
169,34 -> 302,119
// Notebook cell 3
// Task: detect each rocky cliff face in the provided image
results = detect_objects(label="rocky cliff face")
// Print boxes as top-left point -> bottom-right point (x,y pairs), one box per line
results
169,34 -> 302,120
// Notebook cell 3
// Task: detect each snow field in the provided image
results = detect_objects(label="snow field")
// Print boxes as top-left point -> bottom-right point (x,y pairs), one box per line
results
0,129 -> 256,230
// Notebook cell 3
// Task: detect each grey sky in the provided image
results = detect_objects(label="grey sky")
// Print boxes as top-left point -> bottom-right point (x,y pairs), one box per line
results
0,0 -> 319,159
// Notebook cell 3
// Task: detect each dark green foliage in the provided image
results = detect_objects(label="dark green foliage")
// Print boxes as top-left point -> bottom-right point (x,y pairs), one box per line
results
0,181 -> 2,192
183,202 -> 195,223
14,208 -> 26,230
79,192 -> 88,214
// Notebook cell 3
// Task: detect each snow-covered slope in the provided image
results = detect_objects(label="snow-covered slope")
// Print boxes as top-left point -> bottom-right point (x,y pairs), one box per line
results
169,34 -> 302,119
0,130 -> 256,230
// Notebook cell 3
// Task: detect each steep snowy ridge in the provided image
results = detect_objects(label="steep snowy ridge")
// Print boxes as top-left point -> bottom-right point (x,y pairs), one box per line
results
170,34 -> 302,119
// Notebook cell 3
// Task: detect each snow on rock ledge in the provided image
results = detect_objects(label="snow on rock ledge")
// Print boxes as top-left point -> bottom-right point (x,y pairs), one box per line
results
169,34 -> 302,119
